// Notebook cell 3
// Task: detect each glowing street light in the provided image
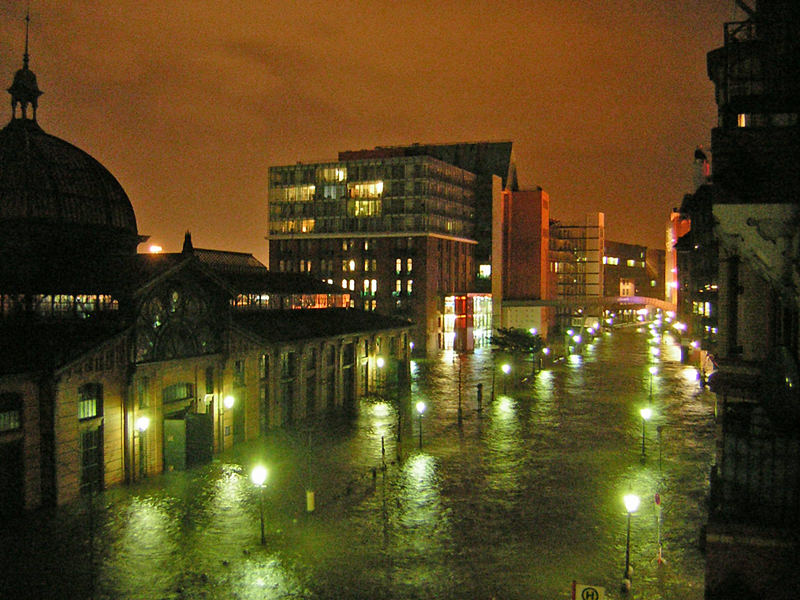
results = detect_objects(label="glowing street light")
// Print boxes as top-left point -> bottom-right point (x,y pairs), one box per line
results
501,363 -> 511,394
251,465 -> 268,545
648,366 -> 658,401
135,416 -> 150,479
622,493 -> 640,592
416,401 -> 426,449
640,407 -> 653,460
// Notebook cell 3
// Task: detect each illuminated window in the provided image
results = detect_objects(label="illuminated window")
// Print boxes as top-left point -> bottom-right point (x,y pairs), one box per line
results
342,279 -> 348,289
364,259 -> 369,272
78,383 -> 103,420
737,113 -> 748,127
363,280 -> 370,293
371,279 -> 377,294
0,393 -> 22,432
349,259 -> 356,271
349,279 -> 355,291
626,259 -> 636,267
407,280 -> 413,294
479,264 -> 491,278
407,258 -> 413,272
396,280 -> 402,293
395,259 -> 401,274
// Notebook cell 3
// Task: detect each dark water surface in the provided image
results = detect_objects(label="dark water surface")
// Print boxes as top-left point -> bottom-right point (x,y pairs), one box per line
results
1,328 -> 715,599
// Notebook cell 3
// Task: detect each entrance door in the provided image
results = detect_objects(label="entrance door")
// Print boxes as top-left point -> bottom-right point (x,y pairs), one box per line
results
163,418 -> 186,472
79,426 -> 103,493
0,441 -> 23,516
186,412 -> 213,467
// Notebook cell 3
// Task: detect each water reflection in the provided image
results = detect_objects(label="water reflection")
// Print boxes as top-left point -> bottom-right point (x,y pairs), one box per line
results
0,327 -> 716,600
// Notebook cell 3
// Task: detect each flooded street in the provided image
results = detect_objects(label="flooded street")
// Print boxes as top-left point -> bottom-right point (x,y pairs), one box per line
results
1,327 -> 715,599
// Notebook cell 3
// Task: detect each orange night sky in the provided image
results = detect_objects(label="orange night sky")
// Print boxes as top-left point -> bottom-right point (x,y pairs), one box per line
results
0,2 -> 736,264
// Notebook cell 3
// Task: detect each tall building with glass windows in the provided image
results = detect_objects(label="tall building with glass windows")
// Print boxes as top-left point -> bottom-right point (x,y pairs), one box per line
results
268,155 -> 479,353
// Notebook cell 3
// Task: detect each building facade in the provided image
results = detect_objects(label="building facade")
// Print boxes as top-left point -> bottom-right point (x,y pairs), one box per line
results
702,2 -> 800,598
492,185 -> 555,337
0,44 -> 411,515
602,240 -> 665,300
267,154 -> 480,353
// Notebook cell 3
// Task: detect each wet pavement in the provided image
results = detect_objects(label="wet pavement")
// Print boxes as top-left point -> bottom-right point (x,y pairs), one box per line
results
1,327 -> 716,599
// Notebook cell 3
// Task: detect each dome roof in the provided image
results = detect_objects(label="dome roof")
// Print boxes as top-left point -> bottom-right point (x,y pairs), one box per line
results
0,118 -> 138,236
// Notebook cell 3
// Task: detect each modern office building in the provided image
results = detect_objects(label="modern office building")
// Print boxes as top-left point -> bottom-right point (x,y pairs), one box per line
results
549,213 -> 605,330
268,143 -> 518,354
0,33 -> 411,514
702,2 -> 800,598
340,141 -> 515,293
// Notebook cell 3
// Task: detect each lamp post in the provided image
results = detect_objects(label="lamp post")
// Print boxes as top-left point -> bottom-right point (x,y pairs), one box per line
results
251,465 -> 268,545
135,416 -> 150,480
457,353 -> 463,426
648,366 -> 657,402
640,407 -> 652,461
220,394 -> 234,451
376,357 -> 385,397
491,362 -> 496,403
416,401 -> 426,449
622,493 -> 640,592
502,363 -> 511,394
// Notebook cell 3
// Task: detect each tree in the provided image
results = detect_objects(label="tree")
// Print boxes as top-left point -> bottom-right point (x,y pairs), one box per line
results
491,327 -> 545,376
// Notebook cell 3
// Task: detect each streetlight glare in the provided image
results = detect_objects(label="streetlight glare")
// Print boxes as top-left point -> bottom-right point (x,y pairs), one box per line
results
135,416 -> 150,432
640,407 -> 653,420
223,395 -> 235,409
416,401 -> 426,415
501,363 -> 511,374
251,465 -> 268,486
376,357 -> 385,368
624,494 -> 640,513
649,366 -> 658,375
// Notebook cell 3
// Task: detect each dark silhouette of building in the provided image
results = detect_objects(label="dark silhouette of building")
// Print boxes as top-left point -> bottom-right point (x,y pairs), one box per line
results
0,20 -> 410,514
702,2 -> 800,598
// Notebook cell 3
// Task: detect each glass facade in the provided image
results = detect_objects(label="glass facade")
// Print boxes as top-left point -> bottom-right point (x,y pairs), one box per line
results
268,156 -> 476,238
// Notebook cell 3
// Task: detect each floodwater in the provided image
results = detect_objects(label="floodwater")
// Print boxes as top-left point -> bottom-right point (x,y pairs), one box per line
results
1,327 -> 716,599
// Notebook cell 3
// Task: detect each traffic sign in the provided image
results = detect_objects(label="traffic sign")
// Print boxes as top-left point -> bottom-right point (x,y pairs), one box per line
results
573,583 -> 605,600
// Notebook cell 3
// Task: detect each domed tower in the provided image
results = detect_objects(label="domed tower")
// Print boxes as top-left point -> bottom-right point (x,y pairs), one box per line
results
0,14 -> 145,296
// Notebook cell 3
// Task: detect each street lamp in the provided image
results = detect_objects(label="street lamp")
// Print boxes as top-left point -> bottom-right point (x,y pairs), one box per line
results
648,366 -> 657,402
135,416 -> 150,479
622,493 -> 640,592
640,407 -> 652,460
457,353 -> 463,426
501,363 -> 511,394
416,401 -> 426,449
251,465 -> 268,545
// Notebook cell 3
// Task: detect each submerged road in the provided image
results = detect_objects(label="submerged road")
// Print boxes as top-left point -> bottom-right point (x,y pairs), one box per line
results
1,326 -> 715,599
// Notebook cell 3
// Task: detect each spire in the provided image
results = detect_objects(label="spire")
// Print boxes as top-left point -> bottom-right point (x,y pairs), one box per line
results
182,231 -> 194,254
8,4 -> 43,122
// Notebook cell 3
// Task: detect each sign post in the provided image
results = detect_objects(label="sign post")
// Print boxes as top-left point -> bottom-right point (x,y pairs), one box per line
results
572,581 -> 605,600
